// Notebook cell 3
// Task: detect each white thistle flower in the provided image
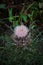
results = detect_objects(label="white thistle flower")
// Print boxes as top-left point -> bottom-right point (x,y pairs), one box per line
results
14,25 -> 29,38
11,25 -> 31,46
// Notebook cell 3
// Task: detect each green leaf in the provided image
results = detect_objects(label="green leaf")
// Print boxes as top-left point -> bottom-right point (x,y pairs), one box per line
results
8,8 -> 14,22
21,13 -> 27,22
28,14 -> 31,18
31,25 -> 35,29
9,17 -> 14,22
28,14 -> 33,21
13,21 -> 18,27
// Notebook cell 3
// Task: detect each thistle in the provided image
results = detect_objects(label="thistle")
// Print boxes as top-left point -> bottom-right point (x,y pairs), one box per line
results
11,25 -> 31,46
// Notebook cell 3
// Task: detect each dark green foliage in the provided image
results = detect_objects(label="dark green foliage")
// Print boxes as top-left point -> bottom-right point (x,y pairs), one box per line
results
0,35 -> 43,65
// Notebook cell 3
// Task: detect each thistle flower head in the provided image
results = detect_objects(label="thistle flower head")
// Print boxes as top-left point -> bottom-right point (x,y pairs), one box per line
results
14,25 -> 29,38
